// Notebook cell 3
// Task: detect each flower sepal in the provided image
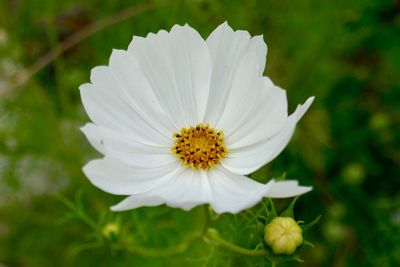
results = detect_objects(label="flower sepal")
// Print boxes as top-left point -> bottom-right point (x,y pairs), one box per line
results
257,197 -> 320,264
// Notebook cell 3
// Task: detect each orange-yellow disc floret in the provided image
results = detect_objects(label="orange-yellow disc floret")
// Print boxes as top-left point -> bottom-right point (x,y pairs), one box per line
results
172,123 -> 227,169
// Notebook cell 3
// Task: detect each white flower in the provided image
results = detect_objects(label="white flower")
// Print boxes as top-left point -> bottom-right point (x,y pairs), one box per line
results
80,22 -> 314,214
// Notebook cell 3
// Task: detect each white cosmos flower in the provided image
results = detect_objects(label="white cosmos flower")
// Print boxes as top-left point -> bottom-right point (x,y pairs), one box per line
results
80,22 -> 314,214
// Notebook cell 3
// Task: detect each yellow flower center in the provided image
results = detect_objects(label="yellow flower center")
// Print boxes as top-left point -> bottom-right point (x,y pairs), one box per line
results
172,123 -> 227,169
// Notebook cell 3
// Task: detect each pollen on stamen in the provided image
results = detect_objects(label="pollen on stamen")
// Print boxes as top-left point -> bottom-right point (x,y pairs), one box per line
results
172,123 -> 227,170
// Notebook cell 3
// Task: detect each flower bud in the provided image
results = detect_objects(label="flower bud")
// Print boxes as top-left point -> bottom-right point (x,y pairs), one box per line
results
101,222 -> 120,240
264,217 -> 303,255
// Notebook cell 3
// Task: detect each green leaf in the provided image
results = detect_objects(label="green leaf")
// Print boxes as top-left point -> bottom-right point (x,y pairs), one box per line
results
266,199 -> 277,223
303,240 -> 314,248
256,215 -> 268,225
280,196 -> 299,218
292,255 -> 304,262
276,172 -> 287,181
300,215 -> 322,232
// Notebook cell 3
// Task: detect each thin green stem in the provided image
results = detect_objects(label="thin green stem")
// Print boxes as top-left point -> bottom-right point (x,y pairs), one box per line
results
117,231 -> 201,257
120,206 -> 271,258
56,194 -> 99,232
205,229 -> 267,257
75,210 -> 99,232
118,205 -> 210,257
201,205 -> 210,234
59,195 -> 271,259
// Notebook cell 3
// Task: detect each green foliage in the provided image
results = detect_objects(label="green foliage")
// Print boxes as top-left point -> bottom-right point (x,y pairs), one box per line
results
0,0 -> 399,266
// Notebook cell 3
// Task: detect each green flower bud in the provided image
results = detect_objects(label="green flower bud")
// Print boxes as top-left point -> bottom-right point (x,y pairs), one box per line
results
101,222 -> 120,240
264,217 -> 303,255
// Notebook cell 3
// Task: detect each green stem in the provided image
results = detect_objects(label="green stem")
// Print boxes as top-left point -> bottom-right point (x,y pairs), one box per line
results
205,229 -> 267,257
75,210 -> 99,232
201,205 -> 210,234
56,193 -> 99,232
117,231 -> 201,257
121,207 -> 270,258
119,205 -> 210,257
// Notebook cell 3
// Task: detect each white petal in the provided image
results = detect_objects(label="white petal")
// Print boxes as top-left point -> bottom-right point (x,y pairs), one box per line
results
83,156 -> 180,195
111,166 -> 272,214
265,180 -> 312,198
80,67 -> 170,146
81,123 -> 176,168
222,97 -> 314,175
204,22 -> 268,126
164,169 -> 213,210
216,52 -> 262,132
108,49 -> 175,134
225,78 -> 288,149
111,195 -> 165,211
207,167 -> 274,213
111,166 -> 312,214
248,34 -> 268,75
128,24 -> 212,127
112,167 -> 213,211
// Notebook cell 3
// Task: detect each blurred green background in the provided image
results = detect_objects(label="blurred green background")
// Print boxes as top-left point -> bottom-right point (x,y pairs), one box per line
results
0,0 -> 399,266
